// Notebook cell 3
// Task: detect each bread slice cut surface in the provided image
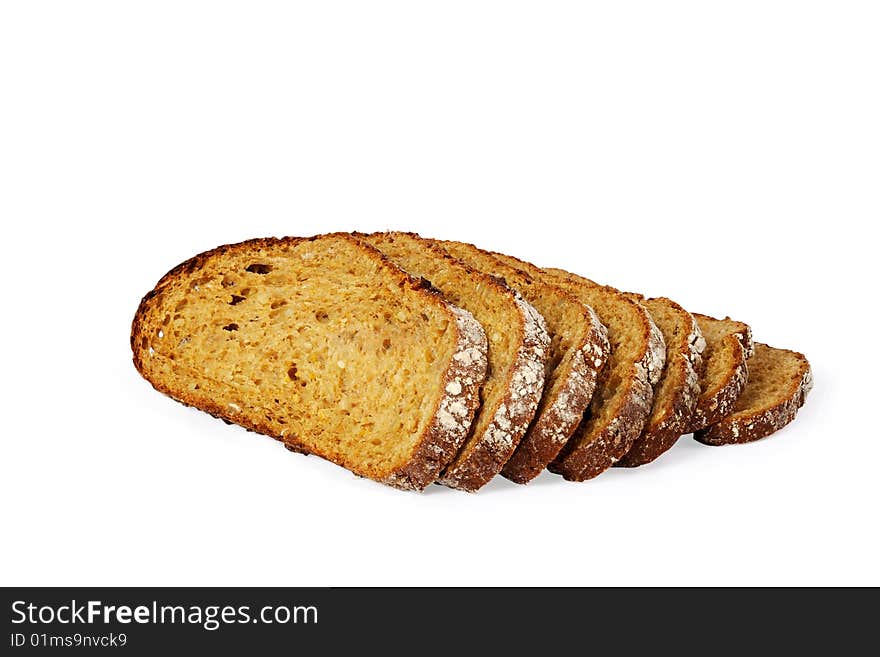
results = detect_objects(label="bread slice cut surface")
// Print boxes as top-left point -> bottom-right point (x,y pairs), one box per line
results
361,233 -> 550,491
687,314 -> 753,433
131,234 -> 488,491
493,255 -> 665,481
695,343 -> 812,445
436,239 -> 610,484
617,296 -> 705,467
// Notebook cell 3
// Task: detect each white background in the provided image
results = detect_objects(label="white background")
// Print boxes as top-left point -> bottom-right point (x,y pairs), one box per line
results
2,1 -> 877,586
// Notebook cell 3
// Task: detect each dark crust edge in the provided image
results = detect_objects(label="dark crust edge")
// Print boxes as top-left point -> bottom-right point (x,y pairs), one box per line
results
536,271 -> 657,481
547,288 -> 656,479
131,233 -> 488,491
617,298 -> 705,467
502,298 -> 608,484
687,314 -> 754,433
550,365 -> 652,480
493,261 -> 658,482
434,240 -> 611,485
694,344 -> 812,445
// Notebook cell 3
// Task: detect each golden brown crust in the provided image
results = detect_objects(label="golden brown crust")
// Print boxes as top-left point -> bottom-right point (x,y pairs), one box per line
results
695,344 -> 812,445
687,314 -> 754,433
131,233 -> 488,491
433,240 -> 610,484
617,297 -> 704,467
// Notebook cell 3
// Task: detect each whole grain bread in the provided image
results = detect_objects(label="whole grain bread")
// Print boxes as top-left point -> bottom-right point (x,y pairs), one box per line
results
687,314 -> 754,433
435,239 -> 610,484
360,232 -> 550,491
492,255 -> 665,481
695,343 -> 812,445
131,234 -> 488,491
615,296 -> 705,466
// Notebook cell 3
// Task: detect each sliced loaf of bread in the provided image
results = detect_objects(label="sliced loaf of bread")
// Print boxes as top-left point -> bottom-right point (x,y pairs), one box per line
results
617,296 -> 705,467
493,255 -> 665,481
688,314 -> 754,433
361,232 -> 550,491
695,343 -> 812,445
436,239 -> 610,484
131,234 -> 488,491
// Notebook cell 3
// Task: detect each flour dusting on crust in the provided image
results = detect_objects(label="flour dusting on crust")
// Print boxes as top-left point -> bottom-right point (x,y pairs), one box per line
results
549,292 -> 659,481
503,297 -> 610,484
438,292 -> 550,491
695,346 -> 812,446
617,299 -> 706,467
383,304 -> 488,490
643,309 -> 667,387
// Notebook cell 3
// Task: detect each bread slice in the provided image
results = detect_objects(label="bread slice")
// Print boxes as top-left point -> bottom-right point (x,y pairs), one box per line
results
617,296 -> 705,466
695,343 -> 812,445
131,234 -> 488,491
492,255 -> 665,480
360,232 -> 550,491
687,314 -> 754,433
435,239 -> 610,484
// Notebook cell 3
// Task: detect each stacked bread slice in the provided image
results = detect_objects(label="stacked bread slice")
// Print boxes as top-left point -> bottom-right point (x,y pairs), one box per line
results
695,343 -> 812,446
132,233 -> 813,491
132,235 -> 488,490
509,264 -> 667,480
617,296 -> 705,467
359,232 -> 550,491
436,240 -> 610,483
